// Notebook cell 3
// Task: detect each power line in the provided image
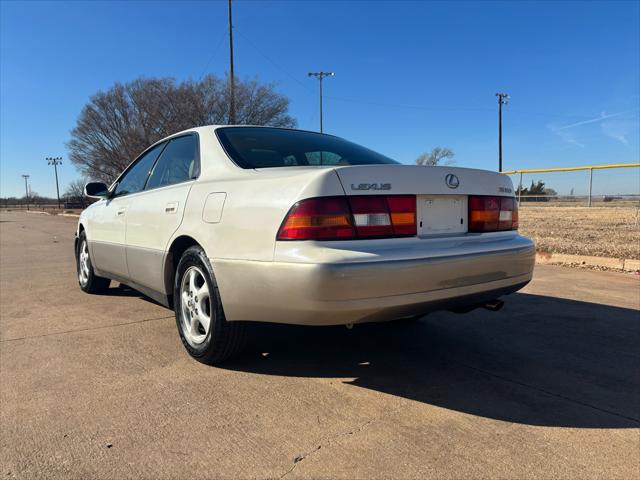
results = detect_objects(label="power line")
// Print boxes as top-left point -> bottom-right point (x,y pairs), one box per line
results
326,94 -> 495,113
198,29 -> 228,80
233,27 -> 314,94
206,16 -> 627,130
327,94 -> 629,124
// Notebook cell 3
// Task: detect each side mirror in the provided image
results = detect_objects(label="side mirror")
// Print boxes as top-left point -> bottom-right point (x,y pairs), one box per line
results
84,182 -> 109,198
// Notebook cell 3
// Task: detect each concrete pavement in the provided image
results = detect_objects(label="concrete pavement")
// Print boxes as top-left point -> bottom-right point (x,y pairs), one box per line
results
1,210 -> 638,479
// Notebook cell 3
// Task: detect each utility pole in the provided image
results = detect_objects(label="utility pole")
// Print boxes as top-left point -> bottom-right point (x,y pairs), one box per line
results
308,72 -> 335,133
228,0 -> 236,125
496,92 -> 509,172
21,174 -> 30,211
46,157 -> 62,209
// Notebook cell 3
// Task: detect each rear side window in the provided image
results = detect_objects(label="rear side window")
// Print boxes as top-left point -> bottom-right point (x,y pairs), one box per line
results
146,135 -> 199,189
114,143 -> 165,196
216,127 -> 399,169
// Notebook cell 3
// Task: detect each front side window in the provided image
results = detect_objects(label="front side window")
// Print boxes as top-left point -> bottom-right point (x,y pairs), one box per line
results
114,142 -> 166,196
216,127 -> 399,169
146,135 -> 198,190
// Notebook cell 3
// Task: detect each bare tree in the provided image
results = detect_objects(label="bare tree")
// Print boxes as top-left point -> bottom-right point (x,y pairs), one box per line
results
64,178 -> 88,208
415,147 -> 455,166
68,75 -> 297,183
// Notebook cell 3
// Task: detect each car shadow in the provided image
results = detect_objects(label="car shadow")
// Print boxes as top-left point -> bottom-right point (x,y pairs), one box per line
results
223,293 -> 639,429
95,283 -> 141,297
99,283 -> 164,307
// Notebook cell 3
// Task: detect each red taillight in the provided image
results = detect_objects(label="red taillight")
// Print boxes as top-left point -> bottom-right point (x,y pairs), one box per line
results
277,197 -> 355,240
468,195 -> 518,232
277,195 -> 416,240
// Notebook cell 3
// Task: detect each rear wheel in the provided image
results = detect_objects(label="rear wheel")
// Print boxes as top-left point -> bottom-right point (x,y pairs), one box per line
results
174,245 -> 245,364
76,231 -> 110,293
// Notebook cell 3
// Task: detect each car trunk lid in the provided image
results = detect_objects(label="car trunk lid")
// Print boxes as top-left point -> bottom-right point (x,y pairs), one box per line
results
334,165 -> 515,236
334,165 -> 514,196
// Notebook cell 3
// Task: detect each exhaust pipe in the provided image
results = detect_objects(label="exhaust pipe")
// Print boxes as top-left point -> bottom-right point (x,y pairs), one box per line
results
450,298 -> 505,314
483,299 -> 504,312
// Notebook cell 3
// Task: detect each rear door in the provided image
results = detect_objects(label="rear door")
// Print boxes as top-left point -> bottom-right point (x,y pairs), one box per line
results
125,133 -> 200,293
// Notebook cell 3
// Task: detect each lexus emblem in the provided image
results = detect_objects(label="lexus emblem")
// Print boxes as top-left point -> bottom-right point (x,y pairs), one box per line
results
445,174 -> 459,189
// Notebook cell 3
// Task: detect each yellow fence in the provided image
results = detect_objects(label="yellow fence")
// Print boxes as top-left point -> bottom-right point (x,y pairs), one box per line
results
503,163 -> 640,207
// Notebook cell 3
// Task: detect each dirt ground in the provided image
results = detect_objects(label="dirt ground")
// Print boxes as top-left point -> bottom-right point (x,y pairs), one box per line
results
1,210 -> 639,480
518,205 -> 640,259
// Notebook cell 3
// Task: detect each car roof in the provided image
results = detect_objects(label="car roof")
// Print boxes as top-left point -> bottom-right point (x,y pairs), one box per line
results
172,125 -> 340,139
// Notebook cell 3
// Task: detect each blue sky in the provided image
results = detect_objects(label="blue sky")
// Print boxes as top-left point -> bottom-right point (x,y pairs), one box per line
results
1,0 -> 639,198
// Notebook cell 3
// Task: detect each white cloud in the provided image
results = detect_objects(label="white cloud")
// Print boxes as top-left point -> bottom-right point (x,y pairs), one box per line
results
548,111 -> 634,147
554,111 -> 624,131
600,115 -> 638,146
548,124 -> 584,148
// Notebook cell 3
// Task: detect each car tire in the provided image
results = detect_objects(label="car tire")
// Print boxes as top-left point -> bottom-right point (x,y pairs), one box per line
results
76,231 -> 111,293
174,245 -> 245,364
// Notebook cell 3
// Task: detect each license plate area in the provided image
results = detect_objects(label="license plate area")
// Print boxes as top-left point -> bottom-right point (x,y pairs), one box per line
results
418,195 -> 467,236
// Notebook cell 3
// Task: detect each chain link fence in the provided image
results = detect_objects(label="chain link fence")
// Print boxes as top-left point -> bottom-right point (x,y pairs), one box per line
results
503,163 -> 640,207
502,163 -> 639,263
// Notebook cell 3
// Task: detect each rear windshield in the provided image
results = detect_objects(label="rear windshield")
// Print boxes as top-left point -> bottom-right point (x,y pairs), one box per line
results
216,127 -> 399,169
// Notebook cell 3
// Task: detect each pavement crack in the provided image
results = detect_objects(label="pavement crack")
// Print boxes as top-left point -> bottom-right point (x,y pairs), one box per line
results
1,315 -> 174,343
279,405 -> 404,479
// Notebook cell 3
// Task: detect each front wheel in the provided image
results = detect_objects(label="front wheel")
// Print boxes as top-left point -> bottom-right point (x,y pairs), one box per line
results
76,231 -> 110,293
174,246 -> 245,364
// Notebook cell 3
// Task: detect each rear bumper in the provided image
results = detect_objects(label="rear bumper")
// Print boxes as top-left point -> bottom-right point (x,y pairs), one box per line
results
213,234 -> 535,325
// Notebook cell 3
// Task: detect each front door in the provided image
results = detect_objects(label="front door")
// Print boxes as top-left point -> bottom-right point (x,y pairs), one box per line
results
88,196 -> 129,278
88,141 -> 167,280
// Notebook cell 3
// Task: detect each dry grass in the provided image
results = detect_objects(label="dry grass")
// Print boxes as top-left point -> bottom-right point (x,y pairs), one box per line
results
518,206 -> 640,259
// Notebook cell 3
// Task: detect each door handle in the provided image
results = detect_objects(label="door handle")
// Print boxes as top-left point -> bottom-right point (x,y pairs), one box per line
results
165,202 -> 178,214
117,208 -> 126,216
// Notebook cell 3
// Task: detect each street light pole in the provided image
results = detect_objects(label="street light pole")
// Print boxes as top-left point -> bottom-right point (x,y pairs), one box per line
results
308,72 -> 335,133
21,174 -> 30,211
46,157 -> 62,209
496,92 -> 510,172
